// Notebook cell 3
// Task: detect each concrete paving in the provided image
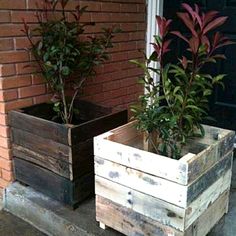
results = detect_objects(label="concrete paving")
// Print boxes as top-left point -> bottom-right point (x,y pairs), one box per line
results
0,210 -> 46,236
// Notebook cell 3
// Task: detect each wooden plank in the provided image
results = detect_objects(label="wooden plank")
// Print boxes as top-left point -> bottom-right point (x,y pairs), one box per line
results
13,158 -> 94,208
96,195 -> 184,236
13,144 -> 71,179
9,110 -> 70,145
95,156 -> 188,208
71,110 -> 127,143
186,130 -> 234,184
95,151 -> 232,208
12,128 -> 71,163
96,190 -> 229,236
95,176 -> 185,231
187,152 -> 232,204
107,120 -> 139,144
185,190 -> 229,236
185,169 -> 232,229
94,136 -> 188,185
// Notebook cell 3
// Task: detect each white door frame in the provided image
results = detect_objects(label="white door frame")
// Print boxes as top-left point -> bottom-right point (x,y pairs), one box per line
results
146,0 -> 164,83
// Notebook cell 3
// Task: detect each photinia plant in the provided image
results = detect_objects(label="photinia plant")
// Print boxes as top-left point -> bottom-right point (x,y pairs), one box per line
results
131,3 -> 234,159
22,0 -> 118,124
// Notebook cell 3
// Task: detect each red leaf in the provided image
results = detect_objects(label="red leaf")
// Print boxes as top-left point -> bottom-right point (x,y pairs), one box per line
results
182,3 -> 195,20
177,12 -> 198,37
215,40 -> 235,49
189,36 -> 200,54
203,16 -> 228,34
171,31 -> 189,43
162,39 -> 172,55
180,56 -> 188,69
201,35 -> 210,52
202,11 -> 219,27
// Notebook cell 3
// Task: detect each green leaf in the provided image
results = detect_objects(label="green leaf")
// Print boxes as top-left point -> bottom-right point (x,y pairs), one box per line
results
61,66 -> 70,76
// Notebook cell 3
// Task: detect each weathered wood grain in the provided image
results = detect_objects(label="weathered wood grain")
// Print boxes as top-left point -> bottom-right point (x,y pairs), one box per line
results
96,196 -> 184,236
95,151 -> 232,208
95,156 -> 188,207
14,158 -> 94,208
186,131 -> 235,184
185,169 -> 231,229
95,122 -> 234,186
12,128 -> 71,163
95,176 -> 185,231
94,136 -> 188,185
187,151 -> 232,204
71,110 -> 128,144
185,190 -> 229,236
96,190 -> 229,236
13,144 -> 71,179
9,109 -> 70,145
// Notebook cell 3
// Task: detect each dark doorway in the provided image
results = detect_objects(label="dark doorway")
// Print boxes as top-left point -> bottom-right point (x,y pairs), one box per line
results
163,0 -> 236,131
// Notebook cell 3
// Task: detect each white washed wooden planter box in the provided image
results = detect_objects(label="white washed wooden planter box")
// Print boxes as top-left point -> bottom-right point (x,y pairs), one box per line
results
94,121 -> 235,236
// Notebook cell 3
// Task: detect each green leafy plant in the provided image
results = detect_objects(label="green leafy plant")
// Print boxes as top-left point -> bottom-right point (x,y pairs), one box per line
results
131,3 -> 234,159
23,0 -> 118,124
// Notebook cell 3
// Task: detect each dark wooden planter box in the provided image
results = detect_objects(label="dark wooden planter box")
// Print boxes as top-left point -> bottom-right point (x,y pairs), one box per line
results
9,100 -> 127,208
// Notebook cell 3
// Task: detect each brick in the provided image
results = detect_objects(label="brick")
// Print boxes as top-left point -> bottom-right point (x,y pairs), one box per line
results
101,3 -> 120,12
16,62 -> 40,75
32,74 -> 45,85
111,51 -> 128,62
1,169 -> 13,182
4,98 -> 33,112
0,0 -> 26,9
121,4 -> 138,12
0,125 -> 10,138
33,94 -> 52,104
0,146 -> 12,159
18,84 -> 46,98
0,38 -> 14,51
0,24 -> 25,37
0,64 -> 16,77
0,157 -> 12,172
0,176 -> 10,188
0,90 -> 18,102
0,51 -> 29,64
27,0 -> 78,10
120,23 -> 137,32
11,11 -> 38,23
0,136 -> 10,149
14,36 -> 40,50
0,76 -> 31,89
81,1 -> 101,11
0,11 -> 11,22
0,113 -> 8,126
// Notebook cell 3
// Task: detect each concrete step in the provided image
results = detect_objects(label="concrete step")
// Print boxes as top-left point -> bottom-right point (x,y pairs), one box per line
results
3,182 -> 122,236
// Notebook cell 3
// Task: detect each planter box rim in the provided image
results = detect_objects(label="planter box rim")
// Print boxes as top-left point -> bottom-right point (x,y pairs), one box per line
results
95,120 -> 235,163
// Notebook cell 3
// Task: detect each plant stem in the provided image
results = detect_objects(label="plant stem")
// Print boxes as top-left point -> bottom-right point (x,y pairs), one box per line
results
59,61 -> 69,124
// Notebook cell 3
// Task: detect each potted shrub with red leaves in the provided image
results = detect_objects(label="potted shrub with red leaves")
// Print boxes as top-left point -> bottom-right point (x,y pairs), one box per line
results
9,0 -> 127,208
94,3 -> 235,235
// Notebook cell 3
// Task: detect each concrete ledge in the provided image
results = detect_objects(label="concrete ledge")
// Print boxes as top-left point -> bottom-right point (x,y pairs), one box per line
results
3,182 -> 122,236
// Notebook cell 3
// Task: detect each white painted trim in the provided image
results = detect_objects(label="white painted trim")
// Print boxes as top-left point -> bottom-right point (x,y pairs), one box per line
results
146,0 -> 163,83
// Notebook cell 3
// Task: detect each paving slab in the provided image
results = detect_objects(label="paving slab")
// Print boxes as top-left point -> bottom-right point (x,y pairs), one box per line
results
0,210 -> 46,236
3,182 -> 122,236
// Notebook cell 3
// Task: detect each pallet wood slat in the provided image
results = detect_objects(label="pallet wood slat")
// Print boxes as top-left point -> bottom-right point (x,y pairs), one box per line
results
95,176 -> 185,231
14,158 -> 94,206
9,109 -> 70,145
95,151 -> 232,208
10,101 -> 128,208
96,190 -> 229,236
94,121 -> 234,235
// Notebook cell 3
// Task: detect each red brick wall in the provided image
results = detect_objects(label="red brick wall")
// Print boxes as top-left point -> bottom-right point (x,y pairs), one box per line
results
0,0 -> 146,193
